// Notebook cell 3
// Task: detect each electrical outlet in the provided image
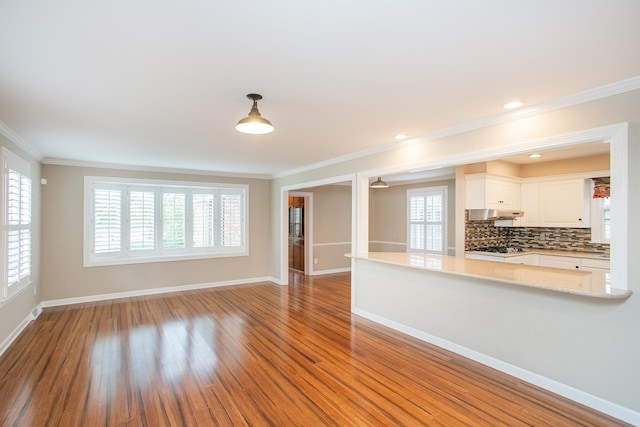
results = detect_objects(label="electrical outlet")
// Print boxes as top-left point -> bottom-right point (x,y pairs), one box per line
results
540,232 -> 546,241
314,258 -> 318,265
33,286 -> 37,296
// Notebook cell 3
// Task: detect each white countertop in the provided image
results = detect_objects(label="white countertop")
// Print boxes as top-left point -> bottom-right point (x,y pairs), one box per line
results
347,252 -> 630,300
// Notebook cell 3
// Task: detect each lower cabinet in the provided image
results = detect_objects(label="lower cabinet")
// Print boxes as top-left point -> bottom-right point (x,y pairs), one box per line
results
580,258 -> 610,273
465,253 -> 505,262
466,253 -> 609,272
539,255 -> 610,273
504,254 -> 539,265
539,255 -> 581,270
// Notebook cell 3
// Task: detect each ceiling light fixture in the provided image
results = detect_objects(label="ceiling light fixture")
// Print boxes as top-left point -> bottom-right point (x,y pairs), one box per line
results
503,100 -> 524,110
394,134 -> 408,140
235,93 -> 274,134
528,153 -> 542,158
370,177 -> 389,189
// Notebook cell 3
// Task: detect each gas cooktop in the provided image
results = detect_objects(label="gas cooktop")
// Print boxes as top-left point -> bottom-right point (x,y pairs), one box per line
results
475,246 -> 523,254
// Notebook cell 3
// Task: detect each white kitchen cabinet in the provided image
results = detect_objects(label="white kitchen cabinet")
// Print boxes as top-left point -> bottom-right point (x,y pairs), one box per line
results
539,255 -> 581,270
517,182 -> 540,226
465,253 -> 505,262
466,174 -> 520,210
504,254 -> 539,265
580,258 -> 610,273
467,252 -> 607,272
495,178 -> 592,228
466,253 -> 539,265
538,179 -> 590,228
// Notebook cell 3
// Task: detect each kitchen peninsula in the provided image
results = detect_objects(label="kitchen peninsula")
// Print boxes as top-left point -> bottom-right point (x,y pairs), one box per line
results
348,252 -> 631,299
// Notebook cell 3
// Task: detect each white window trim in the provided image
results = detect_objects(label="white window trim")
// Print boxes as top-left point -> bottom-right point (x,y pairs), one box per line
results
84,176 -> 249,267
1,148 -> 32,302
407,186 -> 447,255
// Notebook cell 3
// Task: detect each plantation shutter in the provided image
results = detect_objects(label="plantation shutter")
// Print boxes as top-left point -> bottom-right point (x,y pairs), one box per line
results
425,193 -> 443,252
2,148 -> 31,296
408,195 -> 425,251
94,188 -> 122,254
221,192 -> 242,247
163,192 -> 186,249
130,190 -> 155,251
407,187 -> 445,254
193,193 -> 215,248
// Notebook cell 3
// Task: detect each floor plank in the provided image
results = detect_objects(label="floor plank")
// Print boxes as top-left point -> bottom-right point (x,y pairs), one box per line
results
0,272 -> 630,426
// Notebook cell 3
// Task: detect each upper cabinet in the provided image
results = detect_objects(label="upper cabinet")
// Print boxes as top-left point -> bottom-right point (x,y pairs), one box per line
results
496,178 -> 592,228
538,179 -> 591,228
516,182 -> 539,226
465,174 -> 521,210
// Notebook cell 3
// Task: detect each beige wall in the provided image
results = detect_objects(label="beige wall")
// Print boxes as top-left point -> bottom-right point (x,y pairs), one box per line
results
519,153 -> 610,178
40,164 -> 271,301
463,153 -> 609,178
0,135 -> 41,350
369,179 -> 456,255
299,184 -> 352,272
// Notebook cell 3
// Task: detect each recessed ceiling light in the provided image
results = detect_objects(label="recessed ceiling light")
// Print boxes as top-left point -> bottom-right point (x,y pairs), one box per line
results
503,101 -> 524,110
394,134 -> 408,140
528,153 -> 542,158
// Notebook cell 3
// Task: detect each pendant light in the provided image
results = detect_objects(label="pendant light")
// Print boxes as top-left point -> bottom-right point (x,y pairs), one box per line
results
370,177 -> 389,188
235,93 -> 274,134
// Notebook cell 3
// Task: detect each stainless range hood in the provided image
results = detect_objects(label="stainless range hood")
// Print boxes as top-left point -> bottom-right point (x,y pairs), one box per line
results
467,209 -> 524,220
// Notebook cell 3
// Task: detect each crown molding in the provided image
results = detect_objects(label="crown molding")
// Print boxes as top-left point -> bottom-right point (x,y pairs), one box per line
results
42,158 -> 271,180
0,120 -> 43,161
273,75 -> 640,179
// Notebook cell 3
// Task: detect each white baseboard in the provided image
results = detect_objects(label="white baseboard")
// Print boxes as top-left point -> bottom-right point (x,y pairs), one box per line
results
268,276 -> 286,286
0,303 -> 42,357
352,307 -> 640,426
41,276 -> 276,308
310,267 -> 351,276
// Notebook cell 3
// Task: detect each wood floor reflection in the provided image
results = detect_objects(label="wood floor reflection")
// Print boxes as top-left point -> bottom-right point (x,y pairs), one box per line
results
0,272 -> 628,426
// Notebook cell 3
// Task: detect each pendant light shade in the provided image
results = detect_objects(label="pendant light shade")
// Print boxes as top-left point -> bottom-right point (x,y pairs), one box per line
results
370,177 -> 389,188
235,93 -> 274,134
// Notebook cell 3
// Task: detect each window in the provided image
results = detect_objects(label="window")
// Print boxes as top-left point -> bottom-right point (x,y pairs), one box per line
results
591,196 -> 611,244
85,177 -> 248,266
407,186 -> 446,254
1,148 -> 32,301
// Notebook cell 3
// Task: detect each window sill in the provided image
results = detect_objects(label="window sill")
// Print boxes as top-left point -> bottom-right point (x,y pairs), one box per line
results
0,282 -> 33,308
84,250 -> 249,268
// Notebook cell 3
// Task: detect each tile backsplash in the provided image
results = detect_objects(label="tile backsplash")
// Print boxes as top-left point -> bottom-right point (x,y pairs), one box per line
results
465,219 -> 610,256
465,220 -> 510,249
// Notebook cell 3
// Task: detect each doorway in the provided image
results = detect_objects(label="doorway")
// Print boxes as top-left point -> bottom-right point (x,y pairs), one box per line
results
288,196 -> 305,272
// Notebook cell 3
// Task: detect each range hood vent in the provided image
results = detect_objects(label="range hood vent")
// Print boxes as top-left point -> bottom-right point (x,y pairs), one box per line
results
467,209 -> 524,220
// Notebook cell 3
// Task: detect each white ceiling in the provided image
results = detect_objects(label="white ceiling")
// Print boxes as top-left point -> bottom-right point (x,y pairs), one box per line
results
0,1 -> 638,177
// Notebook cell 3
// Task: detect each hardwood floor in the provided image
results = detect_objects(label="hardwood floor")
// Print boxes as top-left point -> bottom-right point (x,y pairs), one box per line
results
0,272 -> 629,426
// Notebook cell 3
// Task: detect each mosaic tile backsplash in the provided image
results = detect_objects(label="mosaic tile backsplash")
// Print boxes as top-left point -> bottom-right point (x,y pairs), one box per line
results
465,220 -> 610,256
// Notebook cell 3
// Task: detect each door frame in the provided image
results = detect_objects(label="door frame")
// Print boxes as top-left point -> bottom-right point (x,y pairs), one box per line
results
280,174 -> 356,285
